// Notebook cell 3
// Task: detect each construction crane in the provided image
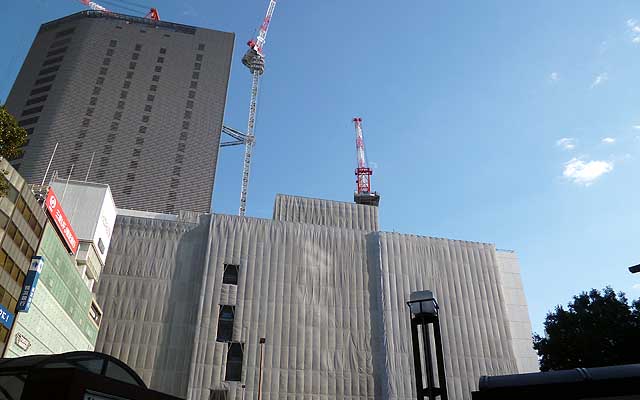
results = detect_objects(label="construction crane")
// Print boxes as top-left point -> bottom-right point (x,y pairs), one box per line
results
78,0 -> 160,20
353,118 -> 380,206
227,0 -> 277,217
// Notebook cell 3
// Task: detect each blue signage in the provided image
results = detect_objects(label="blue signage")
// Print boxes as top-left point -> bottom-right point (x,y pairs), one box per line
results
0,303 -> 14,329
16,256 -> 44,313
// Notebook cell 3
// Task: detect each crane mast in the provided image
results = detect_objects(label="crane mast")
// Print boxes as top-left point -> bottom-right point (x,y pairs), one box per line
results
353,118 -> 380,206
237,0 -> 277,216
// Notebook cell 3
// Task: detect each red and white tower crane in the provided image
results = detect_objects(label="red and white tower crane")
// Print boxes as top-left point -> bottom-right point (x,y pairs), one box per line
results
353,118 -> 380,206
234,0 -> 277,216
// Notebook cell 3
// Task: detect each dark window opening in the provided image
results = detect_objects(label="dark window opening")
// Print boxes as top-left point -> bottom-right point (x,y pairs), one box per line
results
198,43 -> 205,51
25,128 -> 34,135
126,173 -> 135,181
170,178 -> 179,188
97,239 -> 105,254
123,81 -> 131,89
149,85 -> 157,92
96,77 -> 105,85
107,134 -> 116,142
142,115 -> 149,123
132,53 -> 139,60
196,54 -> 203,61
106,49 -> 114,56
19,117 -> 39,126
78,130 -> 87,138
117,101 -> 125,109
194,62 -> 201,70
190,81 -> 198,89
159,48 -> 166,54
126,71 -> 134,79
217,305 -> 234,342
168,192 -> 176,200
38,65 -> 60,76
26,95 -> 47,106
183,110 -> 192,119
182,121 -> 190,130
43,56 -> 64,66
175,154 -> 184,163
102,58 -> 111,66
223,264 -> 239,285
35,75 -> 56,86
177,143 -> 186,152
82,118 -> 90,127
109,40 -> 118,47
30,85 -> 51,96
50,37 -> 71,48
192,72 -> 200,80
209,390 -> 228,400
70,154 -> 79,163
154,66 -> 162,73
85,108 -> 94,116
188,90 -> 196,99
146,95 -> 154,102
224,343 -> 243,381
46,47 -> 67,57
110,122 -> 119,131
135,137 -> 144,145
157,56 -> 164,63
99,67 -> 108,75
103,145 -> 112,154
179,132 -> 188,140
134,44 -> 142,51
144,105 -> 152,112
152,75 -> 160,82
186,100 -> 194,109
21,106 -> 43,116
129,161 -> 138,168
129,62 -> 136,70
89,97 -> 98,106
172,166 -> 181,175
138,126 -> 147,133
92,86 -> 101,95
120,91 -> 128,99
55,28 -> 75,38
113,111 -> 122,120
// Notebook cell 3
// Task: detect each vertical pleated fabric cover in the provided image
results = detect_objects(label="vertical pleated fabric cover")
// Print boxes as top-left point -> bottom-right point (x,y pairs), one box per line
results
95,212 -> 212,397
95,196 -> 524,400
273,194 -> 379,231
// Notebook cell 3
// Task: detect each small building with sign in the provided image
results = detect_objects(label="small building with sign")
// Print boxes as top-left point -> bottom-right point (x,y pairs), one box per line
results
0,158 -> 114,358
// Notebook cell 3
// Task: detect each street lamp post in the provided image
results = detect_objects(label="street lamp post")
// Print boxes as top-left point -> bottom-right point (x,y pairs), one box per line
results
406,290 -> 448,400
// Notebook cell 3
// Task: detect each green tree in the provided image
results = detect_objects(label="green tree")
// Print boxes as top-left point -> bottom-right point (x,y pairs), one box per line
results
533,287 -> 640,371
0,105 -> 28,195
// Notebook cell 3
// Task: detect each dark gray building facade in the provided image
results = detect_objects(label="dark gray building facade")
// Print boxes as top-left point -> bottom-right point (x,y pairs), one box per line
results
4,11 -> 234,214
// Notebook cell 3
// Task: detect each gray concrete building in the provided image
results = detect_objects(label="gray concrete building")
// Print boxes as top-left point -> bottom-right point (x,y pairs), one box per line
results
4,11 -> 234,214
95,194 -> 538,400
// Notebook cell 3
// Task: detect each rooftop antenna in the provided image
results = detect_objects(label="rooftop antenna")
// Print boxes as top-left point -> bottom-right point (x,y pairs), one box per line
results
85,152 -> 95,182
41,142 -> 59,186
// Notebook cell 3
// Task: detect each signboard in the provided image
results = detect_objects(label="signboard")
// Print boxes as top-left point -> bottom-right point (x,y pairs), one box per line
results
14,332 -> 31,351
45,188 -> 79,254
17,256 -> 44,313
0,303 -> 14,329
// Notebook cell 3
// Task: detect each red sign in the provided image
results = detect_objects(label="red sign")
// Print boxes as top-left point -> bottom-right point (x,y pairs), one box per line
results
45,188 -> 79,254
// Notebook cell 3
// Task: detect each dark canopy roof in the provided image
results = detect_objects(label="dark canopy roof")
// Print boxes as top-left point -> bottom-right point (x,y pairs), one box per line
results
0,351 -> 146,388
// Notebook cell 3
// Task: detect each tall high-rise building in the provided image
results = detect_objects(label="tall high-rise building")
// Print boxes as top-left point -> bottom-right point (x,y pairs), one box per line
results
4,11 -> 234,214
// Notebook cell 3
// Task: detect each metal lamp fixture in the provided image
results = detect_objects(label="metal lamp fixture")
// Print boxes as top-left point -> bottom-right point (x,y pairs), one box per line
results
407,290 -> 448,400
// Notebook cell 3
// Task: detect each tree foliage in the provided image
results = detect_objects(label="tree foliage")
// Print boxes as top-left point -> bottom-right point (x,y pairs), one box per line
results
0,105 -> 28,161
533,287 -> 640,371
0,105 -> 28,196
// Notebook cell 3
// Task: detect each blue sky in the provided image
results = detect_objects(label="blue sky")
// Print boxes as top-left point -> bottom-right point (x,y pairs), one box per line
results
2,1 -> 640,335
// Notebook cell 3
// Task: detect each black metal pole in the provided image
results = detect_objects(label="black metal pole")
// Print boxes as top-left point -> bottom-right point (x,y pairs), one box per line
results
433,318 -> 448,400
421,317 -> 436,399
411,317 -> 424,399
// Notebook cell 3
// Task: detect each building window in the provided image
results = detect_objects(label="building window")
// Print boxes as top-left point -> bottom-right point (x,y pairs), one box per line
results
186,100 -> 194,109
134,44 -> 142,51
179,132 -> 188,140
194,62 -> 201,70
192,72 -> 200,80
110,122 -> 119,131
188,90 -> 196,99
198,43 -> 205,51
78,130 -> 87,139
135,137 -> 144,145
89,97 -> 98,106
113,111 -> 122,120
97,239 -> 105,255
141,115 -> 149,123
101,57 -> 111,66
38,66 -> 60,76
223,264 -> 239,285
96,77 -> 105,85
132,149 -> 141,157
123,186 -> 132,195
138,126 -> 147,133
85,108 -> 94,116
132,53 -> 139,60
82,118 -> 90,127
29,85 -> 51,96
50,37 -> 71,48
144,105 -> 152,112
107,134 -> 116,143
42,56 -> 64,66
25,128 -> 34,135
152,75 -> 160,82
117,101 -> 125,109
189,81 -> 198,89
146,95 -> 154,102
172,166 -> 181,176
126,71 -> 134,79
196,54 -> 203,62
129,161 -> 138,168
21,106 -> 43,116
106,48 -> 114,56
149,85 -> 157,92
46,47 -> 68,57
35,75 -> 56,86
129,62 -> 136,70
182,121 -> 189,130
89,301 -> 102,325
225,343 -> 243,382
217,305 -> 234,342
74,141 -> 83,150
159,48 -> 166,54
55,27 -> 75,38
123,81 -> 131,89
109,40 -> 118,47
183,110 -> 191,119
127,172 -> 136,181
120,91 -> 128,99
157,57 -> 164,63
154,66 -> 162,73
99,67 -> 108,75
26,95 -> 47,106
18,117 -> 39,126
92,86 -> 101,95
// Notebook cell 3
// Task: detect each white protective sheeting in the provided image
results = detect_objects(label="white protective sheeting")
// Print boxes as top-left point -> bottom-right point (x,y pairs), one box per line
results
273,194 -> 379,231
95,196 -> 529,400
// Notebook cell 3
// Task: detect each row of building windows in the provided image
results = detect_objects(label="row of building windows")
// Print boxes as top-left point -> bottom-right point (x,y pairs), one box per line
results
218,264 -> 242,381
0,285 -> 18,343
0,249 -> 26,288
15,196 -> 44,239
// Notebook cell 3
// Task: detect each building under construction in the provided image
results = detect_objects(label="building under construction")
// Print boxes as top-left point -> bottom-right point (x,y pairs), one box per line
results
95,194 -> 538,400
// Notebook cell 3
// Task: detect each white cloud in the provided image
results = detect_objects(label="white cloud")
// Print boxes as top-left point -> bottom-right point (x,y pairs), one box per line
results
633,283 -> 640,291
549,72 -> 559,81
563,158 -> 614,185
633,125 -> 640,130
601,137 -> 616,144
591,73 -> 608,88
627,19 -> 640,42
556,138 -> 576,150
